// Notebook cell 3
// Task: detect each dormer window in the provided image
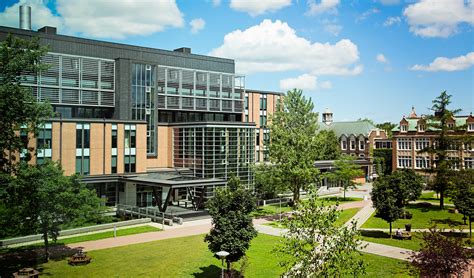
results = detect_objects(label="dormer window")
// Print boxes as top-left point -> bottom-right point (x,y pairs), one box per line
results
401,125 -> 407,132
447,122 -> 454,129
418,124 -> 425,132
468,123 -> 474,132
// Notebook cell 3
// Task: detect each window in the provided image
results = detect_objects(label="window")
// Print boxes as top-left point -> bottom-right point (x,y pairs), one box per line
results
124,124 -> 136,173
36,122 -> 52,164
359,138 -> 365,150
244,95 -> 249,110
259,115 -> 267,127
464,143 -> 473,152
447,122 -> 455,129
341,139 -> 347,150
465,158 -> 474,169
418,124 -> 425,132
350,138 -> 356,150
415,138 -> 430,150
415,156 -> 430,169
398,156 -> 412,168
468,123 -> 474,131
259,95 -> 267,111
256,130 -> 260,146
397,138 -> 412,150
76,123 -> 90,175
401,124 -> 407,132
111,124 -> 117,173
263,129 -> 270,145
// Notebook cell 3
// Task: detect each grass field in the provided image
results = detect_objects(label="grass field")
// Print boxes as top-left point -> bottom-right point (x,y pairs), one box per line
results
264,207 -> 361,228
38,233 -> 412,277
418,192 -> 453,205
362,203 -> 466,230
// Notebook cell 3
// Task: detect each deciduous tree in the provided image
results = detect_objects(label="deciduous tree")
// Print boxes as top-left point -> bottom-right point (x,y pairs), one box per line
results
325,155 -> 364,200
269,89 -> 320,203
205,176 -> 257,274
277,192 -> 366,277
450,169 -> 474,238
371,177 -> 403,236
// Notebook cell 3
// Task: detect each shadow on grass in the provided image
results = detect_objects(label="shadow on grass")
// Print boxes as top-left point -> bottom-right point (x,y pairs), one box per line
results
192,264 -> 222,278
360,230 -> 391,239
0,243 -> 82,277
431,218 -> 464,227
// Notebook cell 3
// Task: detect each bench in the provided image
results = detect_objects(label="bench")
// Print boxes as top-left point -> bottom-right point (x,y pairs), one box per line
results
394,232 -> 412,240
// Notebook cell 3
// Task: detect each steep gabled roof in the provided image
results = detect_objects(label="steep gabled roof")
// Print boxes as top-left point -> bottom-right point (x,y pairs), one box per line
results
319,120 -> 376,138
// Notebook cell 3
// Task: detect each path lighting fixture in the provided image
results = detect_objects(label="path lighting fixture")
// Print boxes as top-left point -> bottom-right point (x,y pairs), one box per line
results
216,250 -> 229,278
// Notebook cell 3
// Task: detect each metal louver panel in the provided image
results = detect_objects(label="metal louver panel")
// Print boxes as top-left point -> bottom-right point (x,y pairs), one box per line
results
61,56 -> 80,88
234,100 -> 243,112
182,97 -> 194,109
167,96 -> 179,108
222,100 -> 232,111
40,54 -> 60,86
100,60 -> 114,90
39,87 -> 60,102
82,90 -> 99,105
100,91 -> 115,106
196,98 -> 207,110
62,89 -> 80,104
209,99 -> 220,111
158,95 -> 166,108
81,58 -> 99,89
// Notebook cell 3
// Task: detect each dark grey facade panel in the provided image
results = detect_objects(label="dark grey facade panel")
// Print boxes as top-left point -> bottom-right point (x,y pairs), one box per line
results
0,26 -> 235,73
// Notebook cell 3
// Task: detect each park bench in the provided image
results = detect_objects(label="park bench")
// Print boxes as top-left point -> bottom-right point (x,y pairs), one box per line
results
394,231 -> 412,240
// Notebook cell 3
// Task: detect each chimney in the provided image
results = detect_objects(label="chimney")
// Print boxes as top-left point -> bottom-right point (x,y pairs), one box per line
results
173,47 -> 191,54
322,108 -> 333,125
19,5 -> 31,30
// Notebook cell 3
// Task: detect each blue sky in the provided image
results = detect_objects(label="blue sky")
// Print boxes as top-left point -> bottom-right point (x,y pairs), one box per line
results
0,0 -> 472,123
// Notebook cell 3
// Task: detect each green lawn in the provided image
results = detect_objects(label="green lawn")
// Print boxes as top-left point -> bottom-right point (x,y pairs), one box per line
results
265,207 -> 361,228
361,230 -> 473,251
38,233 -> 411,277
362,203 -> 466,229
418,192 -> 453,205
252,197 -> 363,218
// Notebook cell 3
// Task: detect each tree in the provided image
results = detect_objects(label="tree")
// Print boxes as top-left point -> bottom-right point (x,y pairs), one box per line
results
450,169 -> 474,238
254,164 -> 285,201
410,229 -> 470,277
371,177 -> 403,237
0,34 -> 52,173
389,169 -> 424,208
3,161 -> 102,259
204,176 -> 257,274
315,129 -> 341,161
269,89 -> 320,203
376,122 -> 396,138
373,148 -> 392,176
420,91 -> 462,209
325,155 -> 364,200
277,192 -> 366,277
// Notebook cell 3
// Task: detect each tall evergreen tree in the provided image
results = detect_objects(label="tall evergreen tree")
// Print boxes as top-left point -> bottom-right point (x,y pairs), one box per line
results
420,91 -> 462,209
269,89 -> 320,203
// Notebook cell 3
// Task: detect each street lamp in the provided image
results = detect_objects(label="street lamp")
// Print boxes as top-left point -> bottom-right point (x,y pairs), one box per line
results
216,251 -> 229,278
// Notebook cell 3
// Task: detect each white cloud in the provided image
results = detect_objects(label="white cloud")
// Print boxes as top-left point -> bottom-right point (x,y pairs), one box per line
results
306,0 -> 340,16
383,16 -> 401,27
376,53 -> 388,64
356,8 -> 380,22
229,0 -> 291,16
403,0 -> 474,38
55,0 -> 184,39
209,19 -> 362,76
190,18 -> 205,34
411,52 -> 474,72
379,0 -> 400,5
0,0 -> 64,31
280,74 -> 332,91
323,23 -> 342,36
212,0 -> 221,6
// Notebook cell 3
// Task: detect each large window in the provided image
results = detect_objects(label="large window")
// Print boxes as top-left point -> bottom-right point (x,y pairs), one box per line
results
465,158 -> 474,169
132,63 -> 156,155
111,124 -> 117,174
76,123 -> 90,175
350,138 -> 356,150
397,138 -> 412,150
415,138 -> 430,150
398,156 -> 412,168
415,156 -> 430,169
359,137 -> 365,150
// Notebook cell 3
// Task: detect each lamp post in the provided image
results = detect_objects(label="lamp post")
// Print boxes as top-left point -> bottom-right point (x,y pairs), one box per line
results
216,250 -> 229,278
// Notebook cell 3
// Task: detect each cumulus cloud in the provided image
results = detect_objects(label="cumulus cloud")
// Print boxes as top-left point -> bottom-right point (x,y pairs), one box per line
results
384,16 -> 401,27
229,0 -> 291,16
209,19 -> 362,76
190,18 -> 205,34
212,0 -> 221,6
411,52 -> 474,72
280,74 -> 332,91
0,0 -> 64,31
306,0 -> 340,16
403,0 -> 474,38
376,54 -> 388,64
356,8 -> 380,22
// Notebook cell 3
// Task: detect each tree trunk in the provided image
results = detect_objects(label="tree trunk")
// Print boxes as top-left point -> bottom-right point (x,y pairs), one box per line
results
470,216 -> 472,240
226,260 -> 231,275
343,187 -> 346,201
293,186 -> 300,205
439,190 -> 444,210
43,231 -> 50,261
389,222 -> 392,238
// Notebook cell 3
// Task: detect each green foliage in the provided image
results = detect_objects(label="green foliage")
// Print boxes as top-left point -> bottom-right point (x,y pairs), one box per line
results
390,169 -> 424,206
376,122 -> 396,138
276,192 -> 366,277
420,91 -> 463,209
373,148 -> 392,176
269,89 -> 321,202
325,154 -> 364,200
0,34 -> 52,173
204,176 -> 257,271
254,164 -> 285,200
371,177 -> 403,235
0,161 -> 102,258
450,169 -> 474,237
315,129 -> 341,161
